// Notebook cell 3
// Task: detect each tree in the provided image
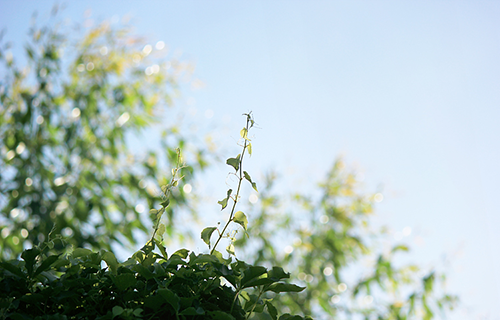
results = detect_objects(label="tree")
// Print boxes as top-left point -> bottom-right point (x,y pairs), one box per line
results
236,162 -> 457,319
0,10 -> 208,259
0,10 -> 457,320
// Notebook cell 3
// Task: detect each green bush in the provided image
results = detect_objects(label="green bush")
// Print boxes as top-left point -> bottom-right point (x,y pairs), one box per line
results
0,114 -> 311,320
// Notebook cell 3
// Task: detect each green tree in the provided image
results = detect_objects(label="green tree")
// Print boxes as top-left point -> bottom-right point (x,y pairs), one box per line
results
0,12 -> 208,259
0,10 -> 457,320
236,161 -> 457,319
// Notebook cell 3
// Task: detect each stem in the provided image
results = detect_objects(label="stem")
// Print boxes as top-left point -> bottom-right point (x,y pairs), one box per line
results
246,286 -> 265,320
150,150 -> 184,243
230,289 -> 241,314
211,115 -> 252,255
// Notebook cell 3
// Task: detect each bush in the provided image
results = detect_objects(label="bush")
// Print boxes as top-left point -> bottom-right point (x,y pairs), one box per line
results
0,114 -> 311,320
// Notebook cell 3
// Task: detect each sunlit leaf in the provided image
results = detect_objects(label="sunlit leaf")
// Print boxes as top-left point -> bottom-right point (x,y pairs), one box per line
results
233,211 -> 248,231
201,227 -> 217,247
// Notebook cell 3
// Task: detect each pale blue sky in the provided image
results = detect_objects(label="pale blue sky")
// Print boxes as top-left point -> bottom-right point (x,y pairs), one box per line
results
2,1 -> 499,319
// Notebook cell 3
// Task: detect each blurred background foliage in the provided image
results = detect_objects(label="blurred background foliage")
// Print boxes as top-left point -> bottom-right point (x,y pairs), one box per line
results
0,9 -> 457,320
0,9 -> 209,259
236,162 -> 457,319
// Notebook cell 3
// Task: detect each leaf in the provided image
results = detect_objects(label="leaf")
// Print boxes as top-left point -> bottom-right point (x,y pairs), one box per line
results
21,248 -> 40,277
243,171 -> 258,192
158,288 -> 180,313
247,142 -> 252,155
161,198 -> 170,208
266,301 -> 278,320
251,182 -> 258,192
156,241 -> 168,260
112,306 -> 124,318
173,248 -> 189,259
279,315 -> 304,320
392,244 -> 409,253
133,309 -> 143,317
72,248 -> 93,258
267,283 -> 305,293
179,307 -> 205,316
218,189 -> 232,210
240,127 -> 248,139
113,273 -> 137,291
268,267 -> 290,281
102,251 -> 119,274
33,254 -> 61,277
226,244 -> 235,255
226,154 -> 240,171
233,211 -> 248,230
133,264 -> 155,280
218,198 -> 228,210
201,227 -> 217,247
212,250 -> 232,265
0,262 -> 25,278
157,223 -> 166,236
209,311 -> 236,320
241,266 -> 267,288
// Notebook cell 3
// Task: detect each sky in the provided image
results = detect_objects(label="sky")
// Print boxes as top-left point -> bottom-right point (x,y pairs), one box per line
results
1,1 -> 500,319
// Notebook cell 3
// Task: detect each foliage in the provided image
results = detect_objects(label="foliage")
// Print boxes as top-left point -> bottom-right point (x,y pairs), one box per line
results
0,114 -> 312,320
0,11 -> 208,259
236,162 -> 458,319
0,9 -> 458,320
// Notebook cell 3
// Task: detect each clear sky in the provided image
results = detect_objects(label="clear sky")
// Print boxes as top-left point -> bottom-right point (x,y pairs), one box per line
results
2,1 -> 499,319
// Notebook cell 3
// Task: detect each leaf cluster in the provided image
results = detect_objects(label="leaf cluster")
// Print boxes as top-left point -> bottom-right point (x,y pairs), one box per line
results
0,241 -> 304,320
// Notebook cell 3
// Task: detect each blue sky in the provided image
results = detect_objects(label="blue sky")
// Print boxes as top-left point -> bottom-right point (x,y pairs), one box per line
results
2,1 -> 499,319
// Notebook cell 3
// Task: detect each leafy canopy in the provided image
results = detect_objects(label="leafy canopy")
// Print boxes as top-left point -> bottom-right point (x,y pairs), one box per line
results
0,12 -> 207,258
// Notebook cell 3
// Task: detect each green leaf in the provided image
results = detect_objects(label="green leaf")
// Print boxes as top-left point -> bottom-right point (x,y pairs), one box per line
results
158,288 -> 180,313
0,262 -> 25,278
267,283 -> 305,293
21,248 -> 40,277
243,171 -> 258,192
241,266 -> 267,288
247,142 -> 252,155
179,307 -> 205,316
72,248 -> 93,258
226,154 -> 241,171
161,199 -> 170,208
251,182 -> 258,192
157,223 -> 166,237
218,189 -> 232,210
173,248 -> 189,259
392,244 -> 409,253
226,244 -> 235,255
201,227 -> 217,247
218,198 -> 228,210
212,250 -> 232,265
133,264 -> 155,280
268,267 -> 290,281
133,309 -> 143,317
424,272 -> 435,293
156,241 -> 169,260
279,315 -> 304,320
233,211 -> 248,230
113,273 -> 137,291
102,251 -> 119,274
33,254 -> 61,277
112,306 -> 124,318
209,311 -> 236,320
266,301 -> 278,320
